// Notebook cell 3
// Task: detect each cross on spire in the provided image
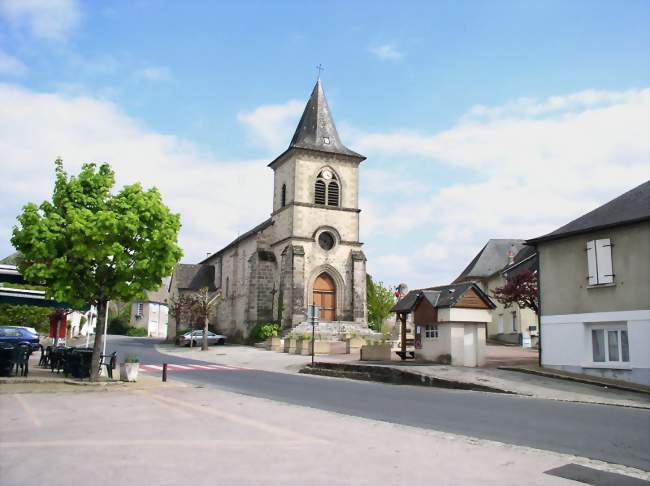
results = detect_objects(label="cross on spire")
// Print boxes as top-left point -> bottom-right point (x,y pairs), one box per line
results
316,64 -> 325,79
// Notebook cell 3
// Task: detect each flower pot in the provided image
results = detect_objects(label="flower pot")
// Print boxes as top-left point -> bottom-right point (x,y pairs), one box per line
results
120,362 -> 139,382
360,343 -> 392,361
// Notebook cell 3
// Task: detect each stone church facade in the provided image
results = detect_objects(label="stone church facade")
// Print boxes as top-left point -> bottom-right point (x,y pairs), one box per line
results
169,80 -> 369,341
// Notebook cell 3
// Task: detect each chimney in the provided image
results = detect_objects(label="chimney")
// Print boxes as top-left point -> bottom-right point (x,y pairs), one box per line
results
507,249 -> 515,265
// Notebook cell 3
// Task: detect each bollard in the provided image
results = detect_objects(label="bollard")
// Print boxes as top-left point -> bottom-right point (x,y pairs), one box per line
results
162,363 -> 167,382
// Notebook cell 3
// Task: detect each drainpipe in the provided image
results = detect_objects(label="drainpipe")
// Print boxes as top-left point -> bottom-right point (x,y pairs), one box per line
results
536,247 -> 542,368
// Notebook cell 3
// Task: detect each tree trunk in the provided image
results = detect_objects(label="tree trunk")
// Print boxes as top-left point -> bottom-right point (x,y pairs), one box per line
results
90,300 -> 107,381
202,314 -> 209,351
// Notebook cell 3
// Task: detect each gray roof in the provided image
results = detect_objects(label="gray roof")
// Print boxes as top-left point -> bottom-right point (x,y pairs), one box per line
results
528,180 -> 650,244
501,246 -> 538,275
144,278 -> 170,304
173,264 -> 216,291
200,218 -> 273,264
0,252 -> 22,265
270,80 -> 364,166
392,282 -> 495,313
454,239 -> 526,282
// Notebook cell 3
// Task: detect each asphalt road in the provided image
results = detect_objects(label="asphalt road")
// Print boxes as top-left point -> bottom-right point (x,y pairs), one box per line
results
107,335 -> 650,471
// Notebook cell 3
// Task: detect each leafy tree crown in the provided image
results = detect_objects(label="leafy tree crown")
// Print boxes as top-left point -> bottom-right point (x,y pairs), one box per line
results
11,159 -> 183,308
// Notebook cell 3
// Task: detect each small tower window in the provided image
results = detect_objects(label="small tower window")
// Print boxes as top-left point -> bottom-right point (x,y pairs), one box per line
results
281,184 -> 286,207
314,168 -> 340,207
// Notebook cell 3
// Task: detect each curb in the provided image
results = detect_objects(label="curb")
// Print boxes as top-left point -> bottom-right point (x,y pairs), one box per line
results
498,367 -> 650,396
301,362 -> 515,394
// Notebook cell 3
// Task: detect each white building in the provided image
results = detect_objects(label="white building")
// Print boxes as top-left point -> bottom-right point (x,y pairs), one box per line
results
528,181 -> 650,385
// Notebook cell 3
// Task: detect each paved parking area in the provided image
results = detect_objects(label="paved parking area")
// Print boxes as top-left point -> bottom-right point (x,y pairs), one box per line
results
2,384 -> 647,485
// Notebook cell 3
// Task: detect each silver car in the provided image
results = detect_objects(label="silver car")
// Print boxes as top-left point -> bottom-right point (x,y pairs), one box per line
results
179,330 -> 227,347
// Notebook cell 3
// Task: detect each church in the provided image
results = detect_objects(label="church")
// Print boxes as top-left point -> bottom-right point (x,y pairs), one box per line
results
170,79 -> 372,341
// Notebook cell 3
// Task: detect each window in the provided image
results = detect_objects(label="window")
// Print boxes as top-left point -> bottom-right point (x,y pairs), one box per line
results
225,277 -> 229,298
586,238 -> 614,285
281,184 -> 286,208
135,303 -> 144,318
590,325 -> 629,363
314,168 -> 340,207
424,324 -> 438,339
318,231 -> 335,251
511,311 -> 517,332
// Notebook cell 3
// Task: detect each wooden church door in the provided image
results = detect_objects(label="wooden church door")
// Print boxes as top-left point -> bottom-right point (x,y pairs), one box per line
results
313,273 -> 336,321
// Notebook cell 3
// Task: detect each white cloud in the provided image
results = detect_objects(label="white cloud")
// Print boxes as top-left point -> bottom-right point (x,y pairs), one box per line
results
0,0 -> 80,41
133,66 -> 172,82
0,83 -> 273,263
237,99 -> 303,153
359,87 -> 650,288
369,44 -> 402,60
0,50 -> 27,75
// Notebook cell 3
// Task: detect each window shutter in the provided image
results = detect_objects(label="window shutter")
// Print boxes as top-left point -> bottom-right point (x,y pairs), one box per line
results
586,240 -> 598,286
327,181 -> 339,206
596,238 -> 614,284
314,180 -> 326,205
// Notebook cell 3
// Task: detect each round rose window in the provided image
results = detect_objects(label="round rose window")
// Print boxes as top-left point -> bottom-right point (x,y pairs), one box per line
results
318,231 -> 335,251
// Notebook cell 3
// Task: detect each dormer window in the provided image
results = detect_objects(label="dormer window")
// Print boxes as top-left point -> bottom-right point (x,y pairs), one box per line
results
314,168 -> 340,207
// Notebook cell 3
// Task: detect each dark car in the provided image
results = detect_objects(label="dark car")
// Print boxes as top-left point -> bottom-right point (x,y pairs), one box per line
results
0,326 -> 40,351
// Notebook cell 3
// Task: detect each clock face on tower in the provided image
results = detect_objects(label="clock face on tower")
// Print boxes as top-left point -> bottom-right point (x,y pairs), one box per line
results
321,169 -> 333,180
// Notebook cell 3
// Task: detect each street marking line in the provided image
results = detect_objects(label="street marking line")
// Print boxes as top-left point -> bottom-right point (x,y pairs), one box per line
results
143,365 -> 163,370
143,390 -> 327,445
167,364 -> 192,370
0,439 -> 307,448
13,394 -> 42,427
191,364 -> 217,369
132,390 -> 193,419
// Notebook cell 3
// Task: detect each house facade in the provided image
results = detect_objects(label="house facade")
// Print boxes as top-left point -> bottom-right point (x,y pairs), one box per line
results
454,239 -> 538,342
528,181 -> 650,385
169,80 -> 370,342
130,281 -> 170,338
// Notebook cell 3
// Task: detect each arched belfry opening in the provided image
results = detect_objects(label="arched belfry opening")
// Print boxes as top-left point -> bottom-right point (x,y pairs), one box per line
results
313,272 -> 336,321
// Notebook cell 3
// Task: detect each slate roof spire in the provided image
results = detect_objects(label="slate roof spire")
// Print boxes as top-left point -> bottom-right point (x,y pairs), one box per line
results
288,79 -> 364,159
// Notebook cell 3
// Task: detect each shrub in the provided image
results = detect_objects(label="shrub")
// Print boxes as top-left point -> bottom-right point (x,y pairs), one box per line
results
250,322 -> 281,342
127,327 -> 147,337
124,355 -> 139,363
107,315 -> 130,335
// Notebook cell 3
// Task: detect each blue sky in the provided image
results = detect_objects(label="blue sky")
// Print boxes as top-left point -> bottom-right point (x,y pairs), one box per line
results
1,0 -> 649,287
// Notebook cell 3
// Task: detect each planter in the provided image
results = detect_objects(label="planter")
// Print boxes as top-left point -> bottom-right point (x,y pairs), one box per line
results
296,338 -> 311,355
360,343 -> 392,361
269,337 -> 282,352
345,337 -> 366,354
284,338 -> 297,353
120,362 -> 140,382
312,341 -> 332,355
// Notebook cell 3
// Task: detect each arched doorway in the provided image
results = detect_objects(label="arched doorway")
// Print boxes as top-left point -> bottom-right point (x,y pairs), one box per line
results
313,273 -> 336,321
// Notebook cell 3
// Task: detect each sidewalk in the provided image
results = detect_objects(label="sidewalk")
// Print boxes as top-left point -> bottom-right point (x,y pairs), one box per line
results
157,344 -> 650,409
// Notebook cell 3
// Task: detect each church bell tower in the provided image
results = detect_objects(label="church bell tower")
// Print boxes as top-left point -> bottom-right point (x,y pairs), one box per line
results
268,79 -> 368,328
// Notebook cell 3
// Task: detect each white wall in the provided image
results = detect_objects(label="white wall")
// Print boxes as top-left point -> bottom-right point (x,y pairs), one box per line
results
541,310 -> 650,385
439,307 -> 492,324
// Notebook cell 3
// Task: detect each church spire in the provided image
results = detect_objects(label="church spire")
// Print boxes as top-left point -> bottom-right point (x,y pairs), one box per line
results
288,79 -> 364,159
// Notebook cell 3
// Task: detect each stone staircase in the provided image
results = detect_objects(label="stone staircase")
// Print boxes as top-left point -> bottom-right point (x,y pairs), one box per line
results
282,320 -> 382,341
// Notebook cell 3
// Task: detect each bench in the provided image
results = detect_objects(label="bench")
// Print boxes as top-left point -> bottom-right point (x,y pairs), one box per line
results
100,352 -> 117,379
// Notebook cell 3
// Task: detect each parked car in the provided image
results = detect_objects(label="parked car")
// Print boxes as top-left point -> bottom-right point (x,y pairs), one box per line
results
178,330 -> 227,347
0,326 -> 40,351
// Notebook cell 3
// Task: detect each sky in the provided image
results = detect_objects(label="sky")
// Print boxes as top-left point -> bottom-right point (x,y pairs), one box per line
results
1,0 -> 649,289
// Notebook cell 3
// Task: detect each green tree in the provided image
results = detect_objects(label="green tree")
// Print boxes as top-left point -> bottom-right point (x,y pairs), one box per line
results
11,159 -> 182,380
0,304 -> 53,333
366,274 -> 396,333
